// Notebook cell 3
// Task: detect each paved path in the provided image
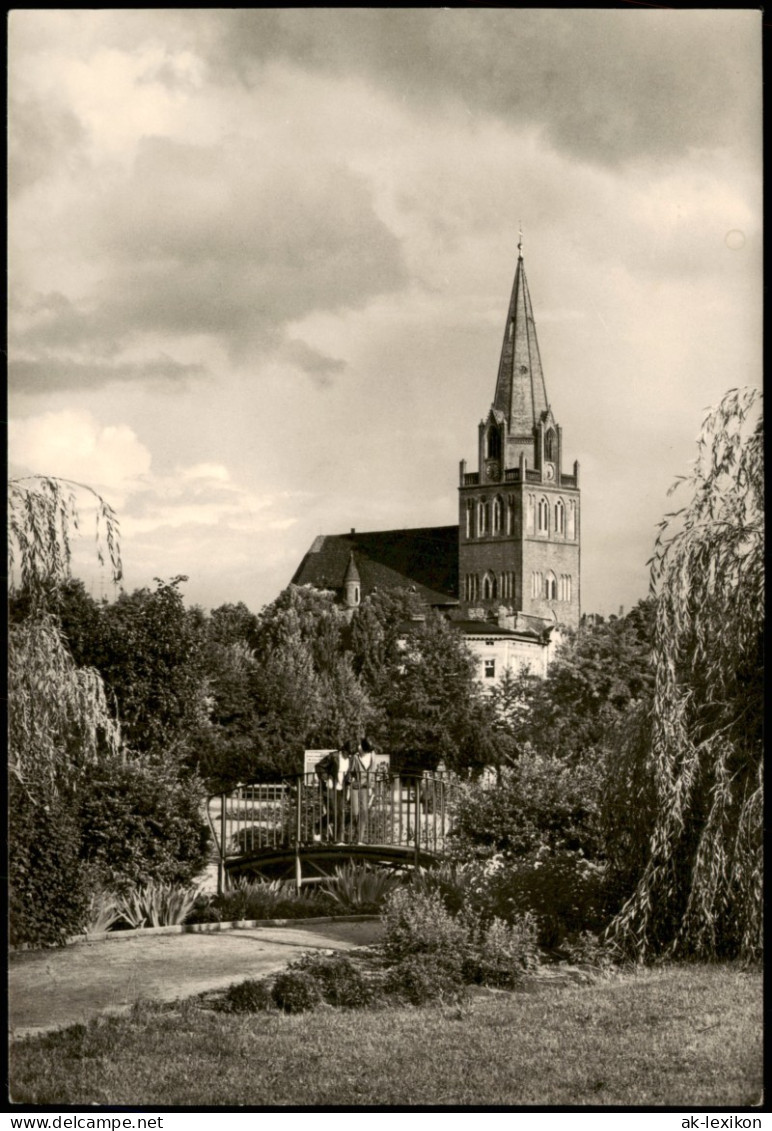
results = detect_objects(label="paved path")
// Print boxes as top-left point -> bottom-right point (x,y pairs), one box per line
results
9,920 -> 383,1039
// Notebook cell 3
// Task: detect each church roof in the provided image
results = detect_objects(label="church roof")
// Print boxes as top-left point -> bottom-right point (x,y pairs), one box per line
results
291,525 -> 459,607
492,248 -> 550,435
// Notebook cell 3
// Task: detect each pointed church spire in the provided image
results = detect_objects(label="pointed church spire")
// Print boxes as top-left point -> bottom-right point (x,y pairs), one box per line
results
492,242 -> 549,436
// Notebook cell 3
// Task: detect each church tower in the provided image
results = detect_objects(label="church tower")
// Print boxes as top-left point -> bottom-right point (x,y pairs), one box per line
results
458,239 -> 580,629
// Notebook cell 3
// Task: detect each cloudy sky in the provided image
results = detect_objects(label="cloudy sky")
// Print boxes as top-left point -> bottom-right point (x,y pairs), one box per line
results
8,9 -> 762,617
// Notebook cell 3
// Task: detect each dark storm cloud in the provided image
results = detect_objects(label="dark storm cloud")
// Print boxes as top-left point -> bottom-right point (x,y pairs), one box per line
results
10,353 -> 207,394
198,9 -> 758,167
13,137 -> 406,391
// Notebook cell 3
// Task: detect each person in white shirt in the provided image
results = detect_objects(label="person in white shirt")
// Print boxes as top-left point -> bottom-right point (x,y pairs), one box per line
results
350,737 -> 374,844
333,740 -> 352,843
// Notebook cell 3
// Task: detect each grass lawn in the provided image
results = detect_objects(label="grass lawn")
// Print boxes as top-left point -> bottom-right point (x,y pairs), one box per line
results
10,964 -> 762,1108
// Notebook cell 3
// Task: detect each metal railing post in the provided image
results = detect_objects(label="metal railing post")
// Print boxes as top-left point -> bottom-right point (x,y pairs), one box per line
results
414,775 -> 421,866
218,793 -> 227,895
294,774 -> 303,894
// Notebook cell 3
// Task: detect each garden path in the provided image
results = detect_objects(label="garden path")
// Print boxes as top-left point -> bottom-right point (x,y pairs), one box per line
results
9,920 -> 383,1039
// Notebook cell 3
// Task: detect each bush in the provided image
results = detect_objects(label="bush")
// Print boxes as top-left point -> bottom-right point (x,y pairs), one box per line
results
272,969 -> 324,1013
320,863 -> 402,914
385,952 -> 467,1005
210,878 -> 324,922
219,978 -> 275,1013
290,952 -> 376,1009
382,887 -> 468,962
557,930 -> 622,972
461,913 -> 540,988
78,757 -> 210,891
408,863 -> 475,917
448,755 -> 603,863
481,850 -> 607,950
9,780 -> 89,947
114,882 -> 202,928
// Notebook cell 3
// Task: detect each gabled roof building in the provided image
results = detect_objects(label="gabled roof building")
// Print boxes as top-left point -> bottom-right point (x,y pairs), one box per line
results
290,238 -> 580,685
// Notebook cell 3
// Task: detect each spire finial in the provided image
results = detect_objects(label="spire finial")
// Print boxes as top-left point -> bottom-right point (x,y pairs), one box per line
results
517,223 -> 523,259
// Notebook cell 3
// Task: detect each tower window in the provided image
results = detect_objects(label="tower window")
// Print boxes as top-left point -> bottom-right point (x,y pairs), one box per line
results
545,428 -> 556,462
465,574 -> 479,602
492,496 -> 503,534
531,571 -> 543,599
526,494 -> 535,535
559,574 -> 572,602
482,571 -> 497,600
555,498 -> 565,534
486,427 -> 501,461
507,496 -> 516,535
465,500 -> 474,539
567,500 -> 577,540
545,571 -> 557,600
537,497 -> 549,534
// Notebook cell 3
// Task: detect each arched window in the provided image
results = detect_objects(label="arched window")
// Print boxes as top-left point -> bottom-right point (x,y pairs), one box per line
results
559,574 -> 572,602
545,571 -> 557,600
507,496 -> 516,535
486,427 -> 501,461
482,571 -> 497,600
465,500 -> 474,539
544,428 -> 556,462
492,496 -> 503,534
465,574 -> 480,602
567,500 -> 576,540
526,494 -> 535,535
537,497 -> 549,534
477,500 -> 487,536
554,498 -> 565,535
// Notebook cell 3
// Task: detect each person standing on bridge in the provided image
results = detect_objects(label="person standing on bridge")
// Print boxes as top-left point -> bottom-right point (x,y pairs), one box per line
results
334,740 -> 353,843
350,737 -> 374,844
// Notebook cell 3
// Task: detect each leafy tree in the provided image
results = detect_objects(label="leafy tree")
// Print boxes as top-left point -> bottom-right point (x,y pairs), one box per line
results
610,387 -> 763,960
8,477 -> 210,945
8,477 -> 124,944
368,608 -> 507,774
208,601 -> 260,650
79,577 -> 210,760
527,601 -> 656,763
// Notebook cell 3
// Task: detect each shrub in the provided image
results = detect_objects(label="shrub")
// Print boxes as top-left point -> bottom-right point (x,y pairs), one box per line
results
482,850 -> 607,950
84,887 -> 122,934
382,887 -> 468,962
115,882 -> 202,929
289,952 -> 376,1009
384,952 -> 467,1006
320,863 -> 402,913
408,862 -> 475,917
272,969 -> 324,1013
9,780 -> 89,947
448,755 -> 604,864
78,757 -> 210,891
211,878 -> 324,922
557,930 -> 622,972
461,912 -> 540,988
219,978 -> 275,1013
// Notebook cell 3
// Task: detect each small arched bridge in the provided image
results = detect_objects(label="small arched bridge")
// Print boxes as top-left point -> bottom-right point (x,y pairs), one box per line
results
207,771 -> 452,892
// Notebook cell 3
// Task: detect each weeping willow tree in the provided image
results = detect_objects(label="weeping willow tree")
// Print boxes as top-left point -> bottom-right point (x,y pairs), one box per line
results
610,387 -> 763,961
8,476 -> 124,791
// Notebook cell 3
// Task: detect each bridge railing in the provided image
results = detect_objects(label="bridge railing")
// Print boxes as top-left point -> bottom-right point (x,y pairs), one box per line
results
207,771 -> 453,886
